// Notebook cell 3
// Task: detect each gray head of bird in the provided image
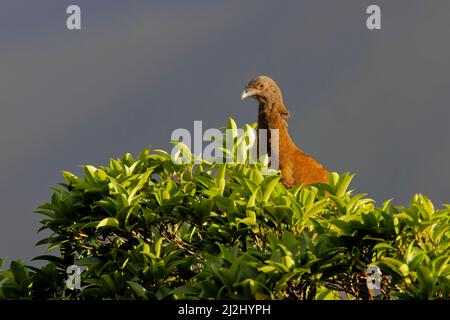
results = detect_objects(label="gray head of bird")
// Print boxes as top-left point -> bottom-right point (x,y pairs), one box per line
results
241,75 -> 291,119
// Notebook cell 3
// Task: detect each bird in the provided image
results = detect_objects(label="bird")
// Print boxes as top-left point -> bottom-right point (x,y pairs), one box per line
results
241,75 -> 329,188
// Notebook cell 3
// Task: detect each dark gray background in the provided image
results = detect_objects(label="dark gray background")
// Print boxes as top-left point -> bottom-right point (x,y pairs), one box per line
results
1,0 -> 449,263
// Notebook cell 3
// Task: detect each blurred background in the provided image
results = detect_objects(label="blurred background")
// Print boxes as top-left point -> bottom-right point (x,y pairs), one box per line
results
1,0 -> 449,262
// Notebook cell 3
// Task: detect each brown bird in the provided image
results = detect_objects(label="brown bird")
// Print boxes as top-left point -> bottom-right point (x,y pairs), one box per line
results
241,75 -> 329,188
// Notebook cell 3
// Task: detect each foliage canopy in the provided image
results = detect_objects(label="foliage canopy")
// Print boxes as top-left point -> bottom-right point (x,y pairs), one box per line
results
1,118 -> 449,300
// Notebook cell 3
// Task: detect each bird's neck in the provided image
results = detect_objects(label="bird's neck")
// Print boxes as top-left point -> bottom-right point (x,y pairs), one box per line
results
257,102 -> 290,132
257,103 -> 295,157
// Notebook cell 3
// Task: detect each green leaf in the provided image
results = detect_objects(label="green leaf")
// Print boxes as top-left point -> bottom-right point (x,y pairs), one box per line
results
226,117 -> 238,136
336,173 -> 355,197
10,261 -> 27,283
96,217 -> 120,229
170,141 -> 192,164
127,281 -> 148,299
373,243 -> 395,251
154,238 -> 163,258
215,165 -> 226,194
100,274 -> 117,294
262,175 -> 281,202
416,266 -> 435,297
240,211 -> 256,226
247,188 -> 260,208
218,268 -> 235,288
259,265 -> 276,273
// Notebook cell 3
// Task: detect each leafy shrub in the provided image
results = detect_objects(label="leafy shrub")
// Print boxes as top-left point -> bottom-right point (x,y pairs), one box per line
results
1,118 -> 449,300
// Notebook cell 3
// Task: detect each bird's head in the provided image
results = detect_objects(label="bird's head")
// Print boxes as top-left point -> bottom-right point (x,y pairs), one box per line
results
241,75 -> 282,104
241,75 -> 290,118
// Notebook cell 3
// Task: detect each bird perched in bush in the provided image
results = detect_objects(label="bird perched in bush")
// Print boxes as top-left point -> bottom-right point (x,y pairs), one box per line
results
241,75 -> 328,188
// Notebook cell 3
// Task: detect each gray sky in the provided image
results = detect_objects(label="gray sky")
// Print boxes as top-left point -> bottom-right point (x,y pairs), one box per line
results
1,0 -> 449,263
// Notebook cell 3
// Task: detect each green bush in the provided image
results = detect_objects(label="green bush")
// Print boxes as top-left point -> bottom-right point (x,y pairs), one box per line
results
1,118 -> 449,300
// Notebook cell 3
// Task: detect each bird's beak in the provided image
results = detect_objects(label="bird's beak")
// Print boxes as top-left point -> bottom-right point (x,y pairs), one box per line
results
241,88 -> 256,100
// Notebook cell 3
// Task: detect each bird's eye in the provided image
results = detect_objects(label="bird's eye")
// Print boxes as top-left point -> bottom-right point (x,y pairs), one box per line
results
259,84 -> 264,89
